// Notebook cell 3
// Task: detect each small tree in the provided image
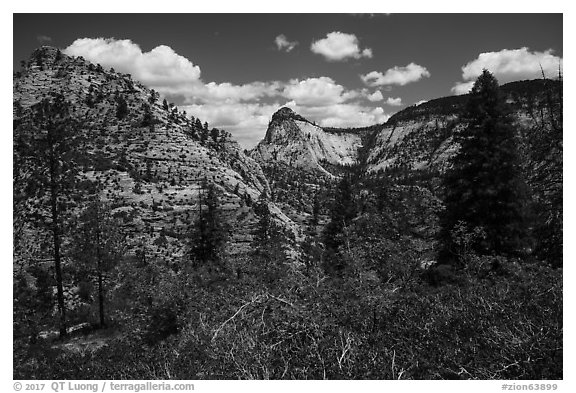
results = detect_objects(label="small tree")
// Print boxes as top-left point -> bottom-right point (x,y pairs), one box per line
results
188,181 -> 228,269
116,95 -> 129,120
141,103 -> 154,128
148,89 -> 159,105
71,199 -> 126,327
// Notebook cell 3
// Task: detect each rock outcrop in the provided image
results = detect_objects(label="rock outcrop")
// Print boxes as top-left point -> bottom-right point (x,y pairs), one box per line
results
251,107 -> 368,176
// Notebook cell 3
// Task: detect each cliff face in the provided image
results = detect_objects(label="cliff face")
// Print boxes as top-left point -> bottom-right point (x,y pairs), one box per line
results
13,47 -> 298,259
251,107 -> 368,176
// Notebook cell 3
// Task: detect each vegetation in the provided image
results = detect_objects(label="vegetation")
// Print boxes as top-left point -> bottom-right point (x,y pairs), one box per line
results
13,51 -> 562,380
440,70 -> 529,263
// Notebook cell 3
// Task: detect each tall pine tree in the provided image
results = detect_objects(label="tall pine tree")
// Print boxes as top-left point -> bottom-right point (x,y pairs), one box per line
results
14,93 -> 85,338
439,70 -> 529,263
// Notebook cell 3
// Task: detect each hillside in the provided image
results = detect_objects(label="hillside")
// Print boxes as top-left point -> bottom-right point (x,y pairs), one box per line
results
13,46 -> 298,265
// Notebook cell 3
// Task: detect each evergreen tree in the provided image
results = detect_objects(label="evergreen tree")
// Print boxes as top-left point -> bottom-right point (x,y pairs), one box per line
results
141,103 -> 154,127
324,175 -> 356,252
14,94 -> 85,338
148,89 -> 158,105
251,189 -> 288,283
439,70 -> 529,263
322,175 -> 356,276
162,98 -> 169,111
189,181 -> 228,269
253,190 -> 272,249
311,191 -> 321,226
116,95 -> 129,120
71,198 -> 126,327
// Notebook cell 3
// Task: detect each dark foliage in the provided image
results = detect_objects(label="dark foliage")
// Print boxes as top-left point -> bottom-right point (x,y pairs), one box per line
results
440,70 -> 530,263
188,182 -> 228,269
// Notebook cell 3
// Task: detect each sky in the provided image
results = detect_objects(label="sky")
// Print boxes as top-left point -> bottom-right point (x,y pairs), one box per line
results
13,13 -> 563,148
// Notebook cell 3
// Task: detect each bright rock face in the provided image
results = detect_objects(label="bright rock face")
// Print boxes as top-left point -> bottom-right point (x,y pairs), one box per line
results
251,107 -> 366,175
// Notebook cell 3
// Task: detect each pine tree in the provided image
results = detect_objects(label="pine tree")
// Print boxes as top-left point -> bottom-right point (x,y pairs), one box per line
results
311,191 -> 321,226
71,198 -> 126,327
148,89 -> 158,105
189,181 -> 228,269
324,175 -> 356,252
141,103 -> 154,127
253,190 -> 272,249
439,70 -> 529,263
251,189 -> 288,283
14,94 -> 85,338
116,95 -> 129,120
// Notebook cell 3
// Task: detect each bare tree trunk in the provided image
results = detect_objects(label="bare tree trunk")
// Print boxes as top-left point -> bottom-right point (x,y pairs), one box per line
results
50,159 -> 67,339
96,229 -> 105,328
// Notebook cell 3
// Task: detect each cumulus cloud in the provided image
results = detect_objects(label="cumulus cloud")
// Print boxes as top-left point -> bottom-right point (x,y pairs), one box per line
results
366,90 -> 383,102
361,63 -> 431,86
64,38 -> 281,104
187,81 -> 282,105
275,34 -> 298,52
385,97 -> 402,106
310,32 -> 373,62
282,77 -> 360,107
64,37 -> 390,147
450,81 -> 475,96
64,38 -> 202,96
451,47 -> 563,95
181,102 -> 281,147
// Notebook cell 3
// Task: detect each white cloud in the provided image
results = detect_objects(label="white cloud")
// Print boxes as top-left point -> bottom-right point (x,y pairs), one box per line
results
282,77 -> 360,107
64,37 -> 390,148
451,47 -> 563,95
181,102 -> 281,147
385,97 -> 402,106
275,34 -> 298,52
450,81 -> 475,96
64,38 -> 202,96
187,81 -> 282,104
64,38 -> 281,104
310,32 -> 373,62
361,63 -> 431,86
366,90 -> 383,102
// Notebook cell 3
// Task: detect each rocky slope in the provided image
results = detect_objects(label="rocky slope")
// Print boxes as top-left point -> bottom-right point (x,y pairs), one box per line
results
13,47 -> 298,263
